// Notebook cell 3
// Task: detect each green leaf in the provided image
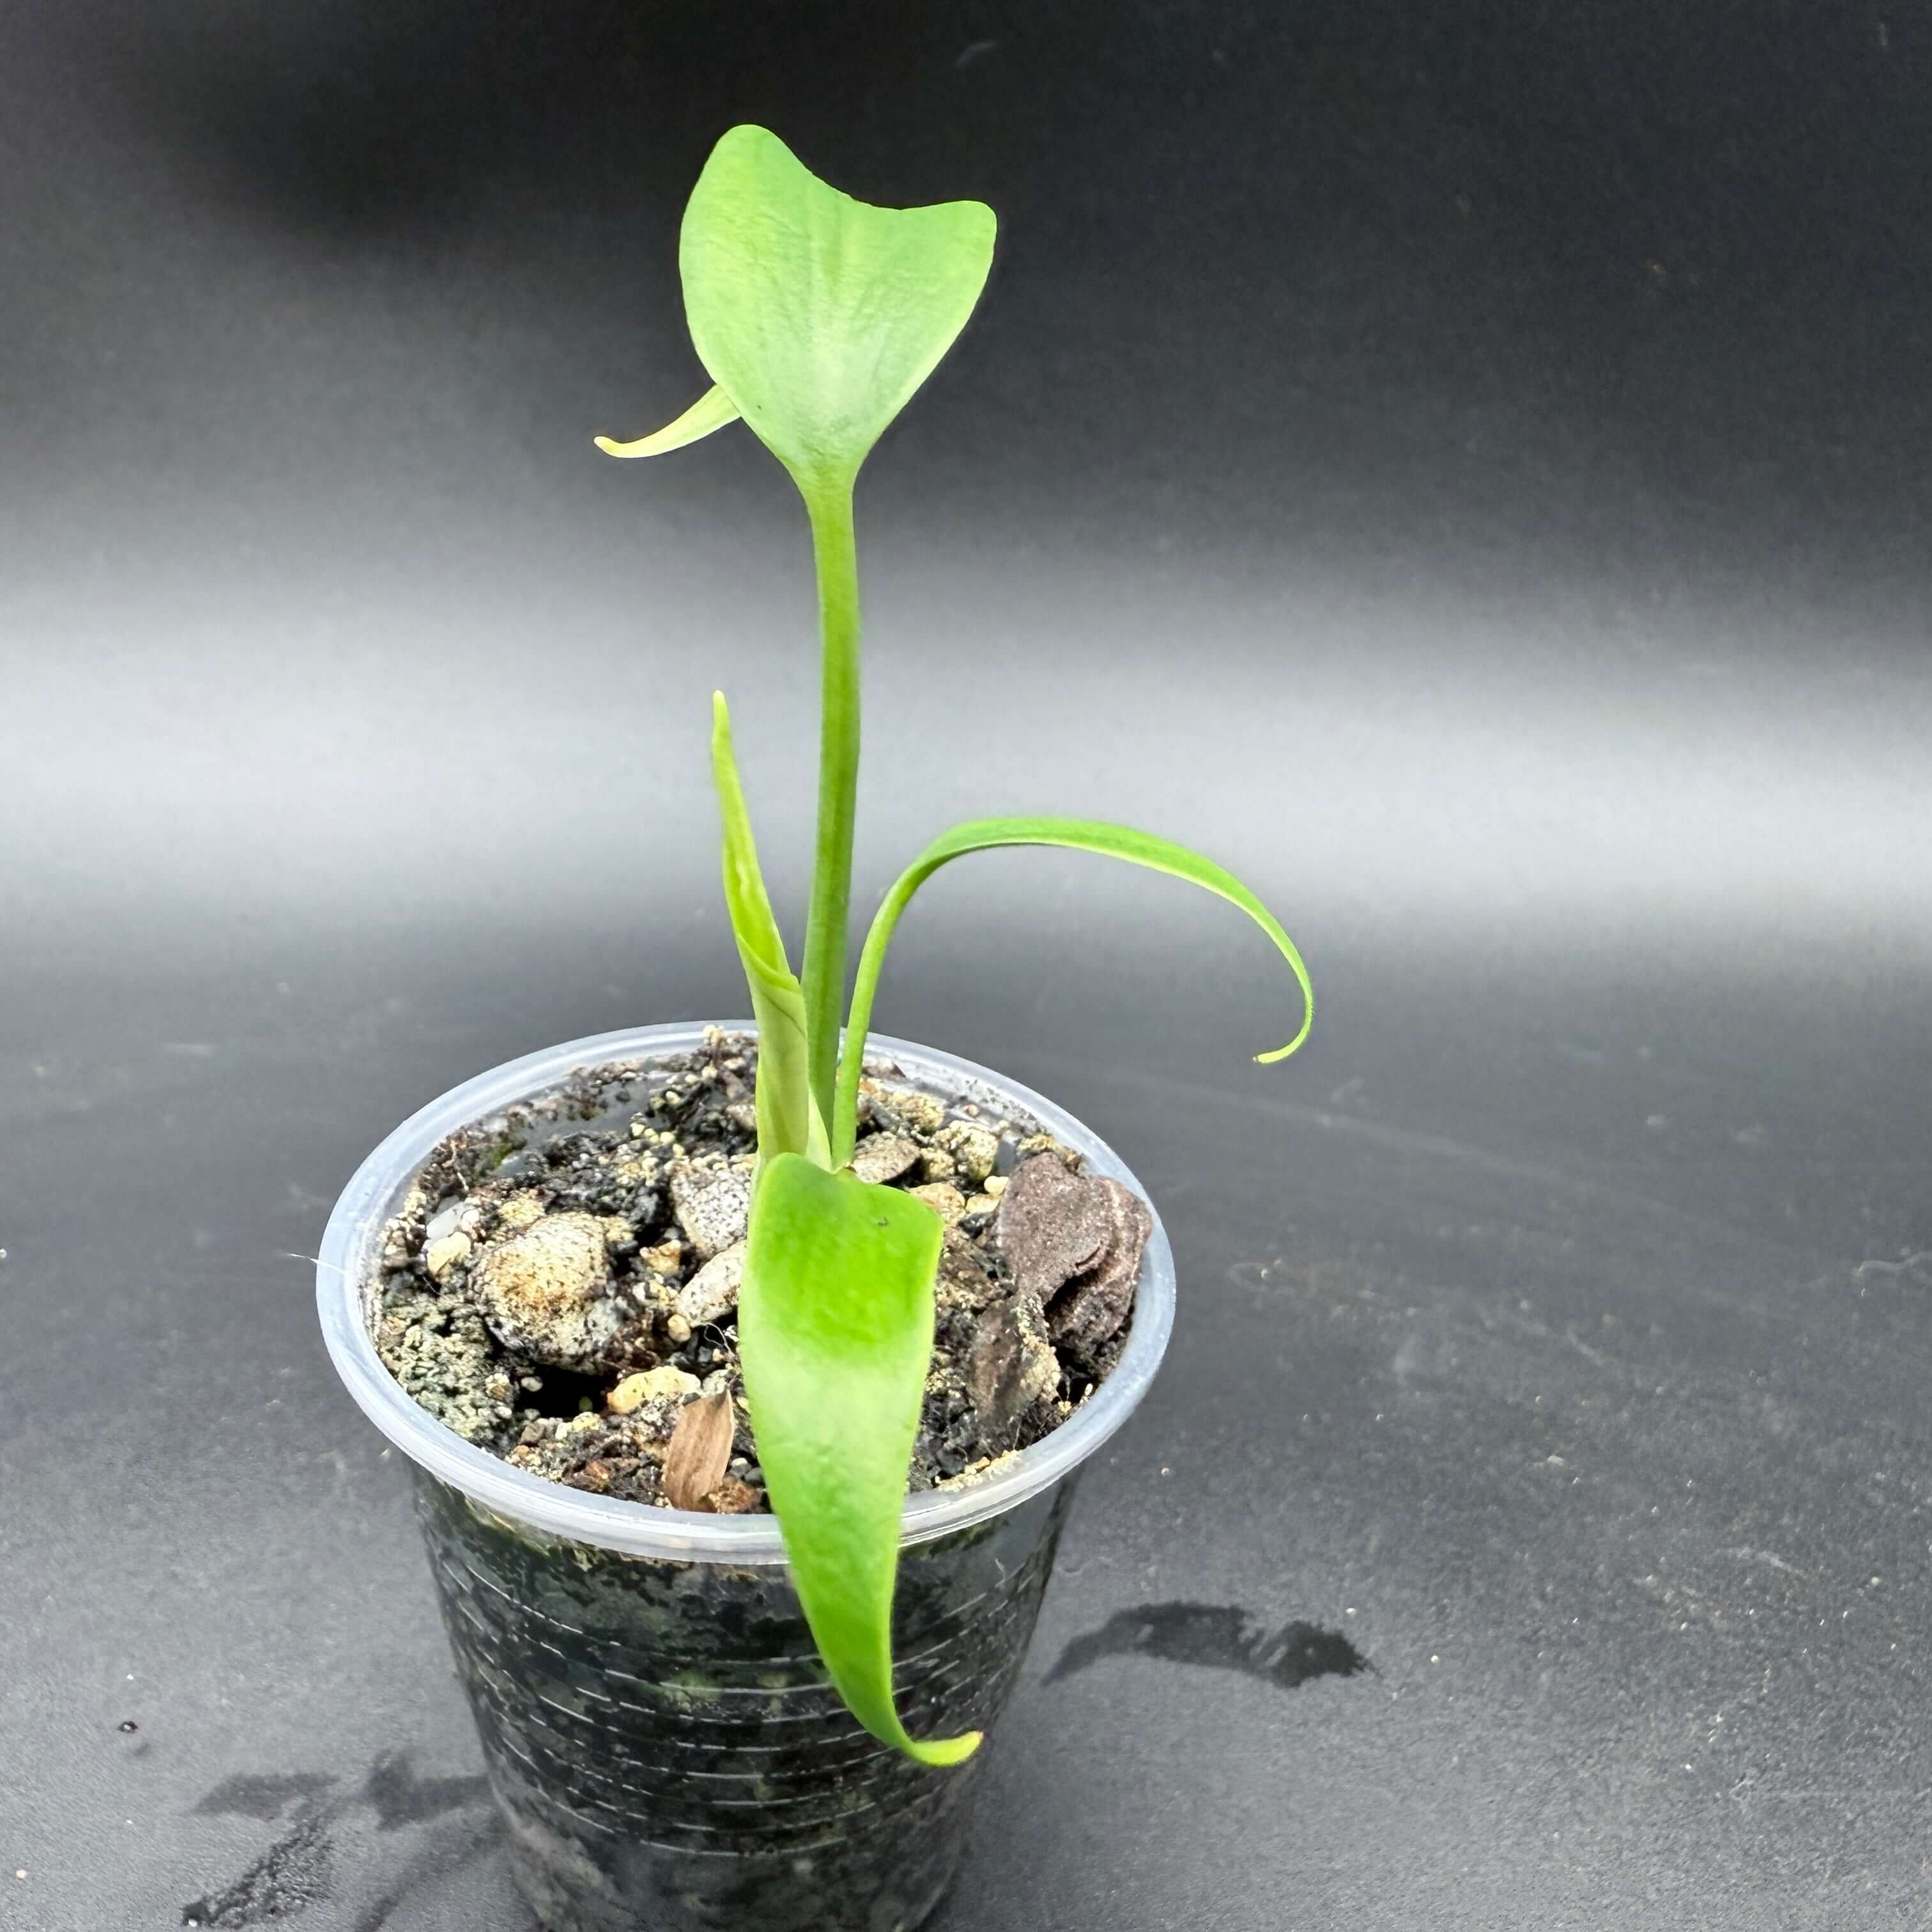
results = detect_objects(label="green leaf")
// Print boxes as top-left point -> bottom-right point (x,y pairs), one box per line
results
678,125 -> 996,492
594,383 -> 741,459
833,818 -> 1314,1163
739,1153 -> 977,1767
710,694 -> 826,1165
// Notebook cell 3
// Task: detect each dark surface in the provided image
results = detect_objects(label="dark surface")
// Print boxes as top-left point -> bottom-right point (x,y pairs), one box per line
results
3,2 -> 1930,1927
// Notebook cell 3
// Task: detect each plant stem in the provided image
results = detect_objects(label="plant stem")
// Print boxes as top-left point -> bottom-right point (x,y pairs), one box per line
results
801,476 -> 862,1137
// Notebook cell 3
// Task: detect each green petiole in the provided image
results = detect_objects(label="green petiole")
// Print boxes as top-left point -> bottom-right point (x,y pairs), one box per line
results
801,480 -> 863,1133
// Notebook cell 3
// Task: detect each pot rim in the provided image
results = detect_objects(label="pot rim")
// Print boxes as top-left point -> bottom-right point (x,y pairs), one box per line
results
317,1022 -> 1175,1563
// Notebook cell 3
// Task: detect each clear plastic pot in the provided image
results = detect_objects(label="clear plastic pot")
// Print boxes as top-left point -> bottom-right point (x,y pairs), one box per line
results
318,1024 -> 1176,1932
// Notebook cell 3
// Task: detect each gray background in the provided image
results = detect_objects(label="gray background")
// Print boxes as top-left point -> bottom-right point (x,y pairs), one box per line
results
3,2 -> 1929,1926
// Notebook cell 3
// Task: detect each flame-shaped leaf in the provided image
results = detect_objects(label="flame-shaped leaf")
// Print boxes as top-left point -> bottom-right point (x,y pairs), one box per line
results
738,1153 -> 978,1767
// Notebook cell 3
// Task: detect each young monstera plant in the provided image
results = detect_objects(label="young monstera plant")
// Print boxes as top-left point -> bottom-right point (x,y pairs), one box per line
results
597,126 -> 1312,1767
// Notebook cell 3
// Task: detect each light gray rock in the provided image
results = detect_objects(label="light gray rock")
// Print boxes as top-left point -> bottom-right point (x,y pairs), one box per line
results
670,1163 -> 752,1260
470,1211 -> 622,1370
424,1199 -> 482,1245
677,1240 -> 746,1326
373,1287 -> 514,1445
849,1131 -> 923,1185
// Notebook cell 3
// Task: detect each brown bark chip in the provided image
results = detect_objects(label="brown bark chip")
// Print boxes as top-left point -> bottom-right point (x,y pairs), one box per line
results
1049,1178 -> 1152,1366
995,1154 -> 1114,1301
966,1292 -> 1060,1443
701,1476 -> 762,1515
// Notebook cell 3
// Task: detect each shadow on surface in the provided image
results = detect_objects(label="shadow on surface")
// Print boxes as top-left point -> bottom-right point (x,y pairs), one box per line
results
1046,1602 -> 1371,1692
181,1749 -> 498,1929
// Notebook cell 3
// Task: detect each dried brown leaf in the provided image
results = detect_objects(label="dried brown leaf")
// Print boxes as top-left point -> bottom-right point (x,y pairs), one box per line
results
663,1392 -> 736,1510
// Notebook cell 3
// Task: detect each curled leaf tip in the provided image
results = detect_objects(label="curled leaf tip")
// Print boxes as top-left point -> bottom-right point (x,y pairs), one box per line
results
833,817 -> 1315,1162
905,1728 -> 982,1768
1253,1004 -> 1314,1066
595,383 -> 742,460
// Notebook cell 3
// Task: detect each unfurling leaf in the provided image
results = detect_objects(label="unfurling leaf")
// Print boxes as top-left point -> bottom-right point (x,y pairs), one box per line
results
832,818 -> 1314,1162
710,693 -> 827,1166
738,1153 -> 979,1767
662,1392 -> 737,1510
677,125 -> 996,493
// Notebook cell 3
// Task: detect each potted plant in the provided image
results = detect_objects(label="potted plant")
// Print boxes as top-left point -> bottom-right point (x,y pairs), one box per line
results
318,125 -> 1311,1932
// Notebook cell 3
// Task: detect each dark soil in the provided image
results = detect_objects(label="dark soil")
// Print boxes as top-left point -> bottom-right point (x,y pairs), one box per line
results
370,1030 -> 1146,1513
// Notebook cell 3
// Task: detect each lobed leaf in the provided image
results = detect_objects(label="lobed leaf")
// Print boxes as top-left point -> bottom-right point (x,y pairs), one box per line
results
738,1153 -> 979,1767
678,125 -> 996,493
832,818 -> 1314,1162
